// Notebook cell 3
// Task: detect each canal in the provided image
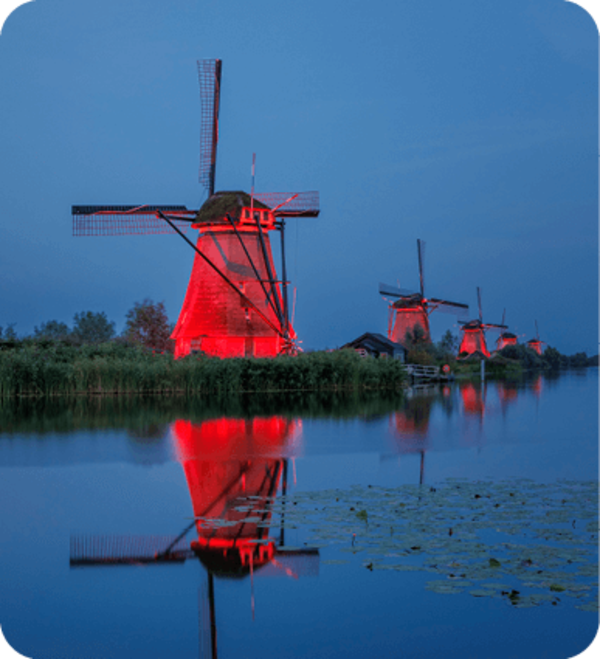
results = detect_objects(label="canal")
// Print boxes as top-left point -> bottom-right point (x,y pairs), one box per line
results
0,369 -> 597,658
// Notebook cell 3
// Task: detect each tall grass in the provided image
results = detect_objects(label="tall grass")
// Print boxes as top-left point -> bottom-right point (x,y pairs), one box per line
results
0,342 -> 406,398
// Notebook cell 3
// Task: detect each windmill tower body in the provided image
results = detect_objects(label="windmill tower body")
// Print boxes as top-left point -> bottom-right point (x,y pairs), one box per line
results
390,300 -> 431,345
496,332 -> 518,351
171,196 -> 291,359
459,321 -> 491,358
526,339 -> 543,355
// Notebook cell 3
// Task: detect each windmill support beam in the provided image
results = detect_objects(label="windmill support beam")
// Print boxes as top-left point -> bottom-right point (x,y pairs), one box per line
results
279,219 -> 290,335
158,212 -> 286,340
253,211 -> 286,337
225,213 -> 283,327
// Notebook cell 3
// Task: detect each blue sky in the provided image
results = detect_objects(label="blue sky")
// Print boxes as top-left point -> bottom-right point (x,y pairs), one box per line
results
0,0 -> 597,354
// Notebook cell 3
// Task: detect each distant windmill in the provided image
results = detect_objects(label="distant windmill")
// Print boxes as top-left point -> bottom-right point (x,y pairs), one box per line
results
495,309 -> 518,351
379,239 -> 469,347
72,59 -> 320,359
526,321 -> 546,355
458,287 -> 507,358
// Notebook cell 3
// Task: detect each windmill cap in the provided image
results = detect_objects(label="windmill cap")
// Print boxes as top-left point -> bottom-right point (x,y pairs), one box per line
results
391,294 -> 423,308
195,191 -> 270,224
462,320 -> 483,330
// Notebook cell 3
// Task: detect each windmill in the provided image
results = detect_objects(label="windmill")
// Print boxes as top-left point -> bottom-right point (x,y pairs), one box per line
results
70,415 -> 318,659
458,287 -> 507,358
72,59 -> 320,358
526,321 -> 546,355
379,239 -> 469,347
495,309 -> 518,351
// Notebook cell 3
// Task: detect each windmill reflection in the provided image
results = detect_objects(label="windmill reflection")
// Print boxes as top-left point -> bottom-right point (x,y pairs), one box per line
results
389,386 -> 440,484
460,382 -> 486,418
497,380 -> 519,416
171,417 -> 301,573
70,415 -> 317,659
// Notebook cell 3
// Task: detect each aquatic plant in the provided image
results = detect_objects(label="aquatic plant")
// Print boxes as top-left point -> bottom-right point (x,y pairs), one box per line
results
234,478 -> 599,611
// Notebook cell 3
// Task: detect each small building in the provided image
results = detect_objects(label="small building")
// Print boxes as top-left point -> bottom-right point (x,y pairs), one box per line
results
341,332 -> 408,362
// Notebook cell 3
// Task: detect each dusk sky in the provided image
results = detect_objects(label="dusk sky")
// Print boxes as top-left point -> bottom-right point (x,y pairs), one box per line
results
0,0 -> 597,355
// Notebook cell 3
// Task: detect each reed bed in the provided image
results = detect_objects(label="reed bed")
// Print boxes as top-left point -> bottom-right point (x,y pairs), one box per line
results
0,342 -> 406,398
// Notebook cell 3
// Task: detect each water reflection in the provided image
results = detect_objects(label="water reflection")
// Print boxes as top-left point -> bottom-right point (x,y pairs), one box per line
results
171,416 -> 301,565
384,373 -> 559,473
70,415 -> 318,659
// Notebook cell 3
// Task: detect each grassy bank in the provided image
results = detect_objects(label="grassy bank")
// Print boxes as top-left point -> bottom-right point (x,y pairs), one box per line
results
0,342 -> 406,397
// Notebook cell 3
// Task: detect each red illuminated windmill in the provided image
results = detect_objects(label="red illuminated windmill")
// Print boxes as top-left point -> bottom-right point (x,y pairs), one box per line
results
72,59 -> 319,358
495,309 -> 518,351
458,287 -> 507,358
526,321 -> 546,355
379,239 -> 469,346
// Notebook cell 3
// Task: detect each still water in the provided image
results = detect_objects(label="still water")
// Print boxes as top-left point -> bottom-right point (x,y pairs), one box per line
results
0,370 -> 597,658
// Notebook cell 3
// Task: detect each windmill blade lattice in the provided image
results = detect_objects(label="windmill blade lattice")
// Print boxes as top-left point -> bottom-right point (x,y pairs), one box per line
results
72,205 -> 195,236
198,59 -> 222,196
417,239 -> 425,297
428,298 -> 469,320
254,192 -> 319,217
379,282 -> 419,299
70,534 -> 193,565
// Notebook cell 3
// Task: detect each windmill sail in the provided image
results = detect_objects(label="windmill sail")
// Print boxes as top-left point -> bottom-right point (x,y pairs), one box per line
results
198,59 -> 222,196
417,238 -> 425,297
72,205 -> 195,236
254,192 -> 319,217
379,282 -> 419,299
428,298 -> 469,320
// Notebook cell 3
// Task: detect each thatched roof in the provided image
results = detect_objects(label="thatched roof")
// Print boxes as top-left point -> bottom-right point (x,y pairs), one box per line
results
195,191 -> 270,224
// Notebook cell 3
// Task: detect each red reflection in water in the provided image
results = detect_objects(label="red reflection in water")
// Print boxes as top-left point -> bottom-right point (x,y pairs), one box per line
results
497,381 -> 519,404
171,417 -> 300,574
461,383 -> 485,417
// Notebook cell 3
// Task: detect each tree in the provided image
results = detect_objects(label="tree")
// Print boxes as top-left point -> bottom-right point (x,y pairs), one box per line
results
404,324 -> 428,349
72,311 -> 115,344
34,320 -> 70,341
542,346 -> 564,370
123,299 -> 172,353
3,323 -> 17,340
437,330 -> 459,356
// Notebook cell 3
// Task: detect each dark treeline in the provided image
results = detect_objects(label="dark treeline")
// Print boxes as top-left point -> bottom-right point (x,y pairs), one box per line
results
494,344 -> 597,370
0,341 -> 406,398
0,299 -> 173,353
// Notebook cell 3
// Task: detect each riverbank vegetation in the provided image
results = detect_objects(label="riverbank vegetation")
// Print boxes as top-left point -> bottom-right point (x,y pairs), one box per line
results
402,327 -> 598,375
0,341 -> 406,398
